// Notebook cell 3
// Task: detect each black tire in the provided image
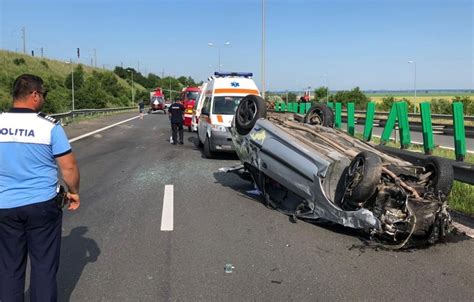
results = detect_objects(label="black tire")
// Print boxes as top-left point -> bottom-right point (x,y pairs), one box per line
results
196,130 -> 204,148
344,151 -> 382,207
304,103 -> 334,127
203,136 -> 215,159
188,126 -> 192,132
235,94 -> 266,135
424,156 -> 453,198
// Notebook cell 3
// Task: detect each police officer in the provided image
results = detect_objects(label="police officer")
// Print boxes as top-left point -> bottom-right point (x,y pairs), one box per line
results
138,99 -> 145,120
168,98 -> 185,145
0,74 -> 81,302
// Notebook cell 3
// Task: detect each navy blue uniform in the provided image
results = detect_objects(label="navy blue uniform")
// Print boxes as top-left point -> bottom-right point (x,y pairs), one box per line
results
0,108 -> 71,302
168,102 -> 185,144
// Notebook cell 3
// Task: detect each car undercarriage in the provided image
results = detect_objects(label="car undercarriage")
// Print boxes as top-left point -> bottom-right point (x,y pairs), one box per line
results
229,96 -> 454,249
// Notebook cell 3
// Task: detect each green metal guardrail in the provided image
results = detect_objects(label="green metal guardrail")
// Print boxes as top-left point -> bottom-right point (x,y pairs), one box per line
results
273,100 -> 469,162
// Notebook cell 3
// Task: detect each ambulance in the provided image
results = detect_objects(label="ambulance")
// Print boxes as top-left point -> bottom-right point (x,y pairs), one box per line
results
191,81 -> 209,132
197,72 -> 260,158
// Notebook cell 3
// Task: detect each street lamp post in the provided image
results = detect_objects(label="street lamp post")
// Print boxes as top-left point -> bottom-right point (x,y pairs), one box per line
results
127,70 -> 134,106
208,42 -> 230,72
65,61 -> 75,111
408,60 -> 417,113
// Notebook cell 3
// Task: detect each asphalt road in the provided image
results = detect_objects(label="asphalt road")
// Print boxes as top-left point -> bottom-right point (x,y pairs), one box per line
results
54,112 -> 474,301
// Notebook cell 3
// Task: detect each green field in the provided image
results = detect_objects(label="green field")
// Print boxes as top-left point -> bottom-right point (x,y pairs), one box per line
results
366,91 -> 474,106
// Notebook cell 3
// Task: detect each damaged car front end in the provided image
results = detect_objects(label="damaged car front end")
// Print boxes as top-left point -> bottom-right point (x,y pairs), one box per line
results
229,95 -> 453,249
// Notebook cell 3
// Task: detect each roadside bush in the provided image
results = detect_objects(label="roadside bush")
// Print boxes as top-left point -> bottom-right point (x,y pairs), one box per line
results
430,98 -> 452,114
379,95 -> 396,111
453,96 -> 473,115
266,95 -> 283,104
13,58 -> 26,65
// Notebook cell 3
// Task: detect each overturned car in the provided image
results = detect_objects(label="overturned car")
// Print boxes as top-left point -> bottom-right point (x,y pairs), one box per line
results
229,95 -> 454,249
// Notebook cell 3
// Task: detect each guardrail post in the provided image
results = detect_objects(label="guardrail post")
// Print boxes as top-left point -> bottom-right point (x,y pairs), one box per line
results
327,102 -> 335,110
452,102 -> 466,161
299,102 -> 306,114
347,102 -> 355,136
276,102 -> 282,112
306,102 -> 312,113
381,103 -> 398,145
281,102 -> 287,112
335,102 -> 342,128
420,102 -> 434,154
291,102 -> 298,113
396,101 -> 411,149
363,102 -> 375,141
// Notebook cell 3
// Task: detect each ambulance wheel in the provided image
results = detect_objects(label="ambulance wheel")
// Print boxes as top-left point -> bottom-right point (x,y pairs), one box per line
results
204,136 -> 215,159
235,95 -> 266,135
196,132 -> 203,148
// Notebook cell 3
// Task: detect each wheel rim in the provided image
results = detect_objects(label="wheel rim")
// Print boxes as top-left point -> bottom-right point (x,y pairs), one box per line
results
347,157 -> 365,189
307,108 -> 324,125
238,98 -> 257,126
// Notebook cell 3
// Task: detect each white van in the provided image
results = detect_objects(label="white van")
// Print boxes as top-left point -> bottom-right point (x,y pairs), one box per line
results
197,72 -> 260,158
191,81 -> 209,132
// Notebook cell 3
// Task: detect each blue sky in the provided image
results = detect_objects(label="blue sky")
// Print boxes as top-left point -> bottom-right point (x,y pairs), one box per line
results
1,0 -> 472,91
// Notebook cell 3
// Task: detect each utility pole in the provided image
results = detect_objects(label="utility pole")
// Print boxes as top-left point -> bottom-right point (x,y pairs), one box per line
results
93,48 -> 97,67
121,61 -> 123,68
138,61 -> 140,73
21,27 -> 26,54
40,47 -> 43,58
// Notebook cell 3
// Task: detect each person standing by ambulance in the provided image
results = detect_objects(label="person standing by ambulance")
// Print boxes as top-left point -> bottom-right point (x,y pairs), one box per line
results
0,74 -> 80,302
168,98 -> 185,145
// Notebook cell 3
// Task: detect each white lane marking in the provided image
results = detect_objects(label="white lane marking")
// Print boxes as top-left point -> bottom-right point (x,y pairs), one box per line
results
161,185 -> 174,231
69,115 -> 141,143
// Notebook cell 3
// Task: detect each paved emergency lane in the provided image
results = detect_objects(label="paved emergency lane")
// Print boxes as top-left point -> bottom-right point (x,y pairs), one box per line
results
58,112 -> 474,301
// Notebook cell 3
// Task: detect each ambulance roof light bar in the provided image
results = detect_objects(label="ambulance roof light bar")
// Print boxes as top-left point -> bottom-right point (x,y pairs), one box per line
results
214,72 -> 253,78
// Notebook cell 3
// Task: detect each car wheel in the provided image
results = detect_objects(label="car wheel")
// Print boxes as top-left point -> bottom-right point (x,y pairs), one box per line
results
203,136 -> 215,159
235,94 -> 266,135
343,151 -> 382,208
304,103 -> 334,127
424,156 -> 453,199
188,126 -> 192,132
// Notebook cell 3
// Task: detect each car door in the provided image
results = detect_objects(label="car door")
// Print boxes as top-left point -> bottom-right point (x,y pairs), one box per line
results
198,96 -> 211,143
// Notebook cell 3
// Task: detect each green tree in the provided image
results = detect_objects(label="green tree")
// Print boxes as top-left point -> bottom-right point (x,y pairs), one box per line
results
287,92 -> 297,102
147,73 -> 161,89
65,64 -> 85,90
75,77 -> 108,109
330,87 -> 370,109
314,86 -> 329,102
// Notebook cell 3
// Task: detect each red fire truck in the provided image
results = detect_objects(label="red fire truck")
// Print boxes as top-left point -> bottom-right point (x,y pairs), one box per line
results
179,87 -> 201,131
